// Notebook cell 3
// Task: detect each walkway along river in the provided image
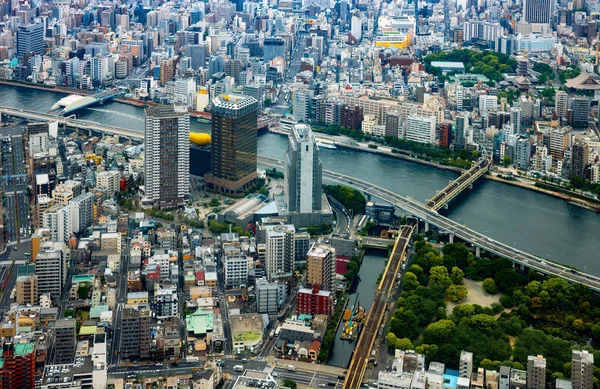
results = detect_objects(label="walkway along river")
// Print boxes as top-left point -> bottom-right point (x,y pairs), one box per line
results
1,84 -> 599,274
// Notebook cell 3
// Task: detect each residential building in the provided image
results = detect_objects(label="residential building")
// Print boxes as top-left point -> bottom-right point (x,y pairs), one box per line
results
35,242 -> 70,301
459,351 -> 473,378
515,135 -> 531,170
293,89 -> 313,123
265,224 -> 295,289
296,285 -> 332,315
16,274 -> 38,305
555,90 -> 568,119
570,140 -> 589,178
405,115 -> 436,144
54,319 -> 76,364
16,23 -> 44,58
479,95 -> 498,113
120,306 -> 151,361
438,123 -> 452,147
256,277 -> 280,314
306,243 -> 334,291
205,94 -> 259,194
95,170 -> 120,198
70,192 -> 95,233
527,355 -> 546,389
154,288 -> 178,319
510,107 -> 522,134
572,350 -> 594,389
0,342 -> 36,389
42,204 -> 72,242
571,97 -> 590,128
510,369 -> 527,389
284,124 -> 323,213
225,253 -> 249,289
455,113 -> 469,150
143,105 -> 190,208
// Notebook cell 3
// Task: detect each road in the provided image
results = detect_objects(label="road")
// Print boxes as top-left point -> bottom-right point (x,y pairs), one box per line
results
256,155 -> 600,292
272,367 -> 344,387
329,198 -> 351,235
108,361 -> 201,378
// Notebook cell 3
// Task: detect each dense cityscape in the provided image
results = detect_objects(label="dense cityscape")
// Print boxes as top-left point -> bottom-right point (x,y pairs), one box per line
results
0,0 -> 599,388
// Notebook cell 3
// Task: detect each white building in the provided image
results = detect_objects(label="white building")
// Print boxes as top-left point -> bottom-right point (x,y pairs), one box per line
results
256,277 -> 280,314
284,124 -> 323,213
35,241 -> 70,301
265,224 -> 295,287
225,254 -> 250,289
70,192 -> 95,233
155,288 -> 179,319
95,170 -> 120,198
42,204 -> 72,242
479,95 -> 498,113
405,115 -> 436,144
143,105 -> 190,208
351,14 -> 362,41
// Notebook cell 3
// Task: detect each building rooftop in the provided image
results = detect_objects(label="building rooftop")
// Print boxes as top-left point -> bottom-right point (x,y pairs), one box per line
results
185,309 -> 214,336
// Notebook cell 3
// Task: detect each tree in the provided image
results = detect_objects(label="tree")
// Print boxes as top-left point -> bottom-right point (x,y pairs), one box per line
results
446,285 -> 468,302
503,156 -> 511,167
77,283 -> 90,299
264,98 -> 272,107
283,380 -> 297,389
482,278 -> 497,294
423,320 -> 456,345
396,338 -> 414,350
450,267 -> 464,285
430,266 -> 452,290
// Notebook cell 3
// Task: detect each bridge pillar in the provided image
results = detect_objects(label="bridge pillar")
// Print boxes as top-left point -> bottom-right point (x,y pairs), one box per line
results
449,233 -> 454,243
88,129 -> 93,137
475,246 -> 481,258
424,221 -> 430,232
444,203 -> 449,210
469,183 -> 473,189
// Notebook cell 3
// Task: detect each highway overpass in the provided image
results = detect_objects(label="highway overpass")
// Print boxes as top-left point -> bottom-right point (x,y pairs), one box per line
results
257,155 -> 600,293
0,107 -> 144,141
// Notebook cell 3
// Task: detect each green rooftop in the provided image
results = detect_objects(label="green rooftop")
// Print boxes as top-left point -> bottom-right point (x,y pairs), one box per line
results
14,343 -> 35,356
185,309 -> 213,336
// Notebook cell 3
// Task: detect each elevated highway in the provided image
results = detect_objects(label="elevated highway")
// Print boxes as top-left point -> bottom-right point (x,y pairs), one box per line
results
257,155 -> 600,292
0,107 -> 143,141
426,154 -> 491,211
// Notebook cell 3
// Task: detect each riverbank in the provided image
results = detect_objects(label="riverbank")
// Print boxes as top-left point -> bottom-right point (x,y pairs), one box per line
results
0,80 -> 93,95
268,128 -> 600,212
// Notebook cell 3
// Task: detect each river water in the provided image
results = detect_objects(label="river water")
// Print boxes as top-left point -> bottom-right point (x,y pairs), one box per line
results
326,251 -> 388,368
1,84 -> 599,274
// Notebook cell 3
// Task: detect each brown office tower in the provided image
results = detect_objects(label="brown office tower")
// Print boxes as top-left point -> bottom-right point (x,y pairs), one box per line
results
204,94 -> 259,194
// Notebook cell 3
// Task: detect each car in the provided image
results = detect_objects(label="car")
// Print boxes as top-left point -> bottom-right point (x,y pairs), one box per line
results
272,372 -> 278,377
319,384 -> 327,388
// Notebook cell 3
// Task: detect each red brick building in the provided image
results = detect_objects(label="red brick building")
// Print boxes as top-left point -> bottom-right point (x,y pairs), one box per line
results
438,123 -> 452,148
0,342 -> 36,389
296,285 -> 332,316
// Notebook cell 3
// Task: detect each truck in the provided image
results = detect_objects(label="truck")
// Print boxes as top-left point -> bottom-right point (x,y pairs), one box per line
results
186,356 -> 200,363
274,325 -> 282,338
269,329 -> 275,338
234,365 -> 244,372
287,365 -> 296,372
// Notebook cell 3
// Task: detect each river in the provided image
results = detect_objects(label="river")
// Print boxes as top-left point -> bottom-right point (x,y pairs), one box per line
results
1,84 -> 599,274
326,251 -> 388,368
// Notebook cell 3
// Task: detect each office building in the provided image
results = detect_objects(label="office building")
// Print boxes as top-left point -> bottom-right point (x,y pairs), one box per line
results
306,243 -> 334,291
256,277 -> 280,314
515,135 -> 531,170
0,342 -> 36,389
265,224 -> 295,289
205,94 -> 259,194
459,351 -> 473,378
284,124 -> 323,213
35,242 -> 70,301
405,115 -> 436,144
54,319 -> 76,364
479,95 -> 498,113
144,105 -> 190,208
16,23 -> 44,59
570,140 -> 589,179
16,274 -> 38,305
572,350 -> 594,389
571,97 -> 590,128
120,306 -> 151,361
555,90 -> 568,119
296,285 -> 332,315
263,37 -> 285,63
527,355 -> 546,389
293,89 -> 313,123
523,0 -> 553,23
385,110 -> 401,138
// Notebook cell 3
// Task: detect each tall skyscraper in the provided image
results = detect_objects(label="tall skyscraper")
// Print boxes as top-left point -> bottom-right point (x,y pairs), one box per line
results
16,23 -> 44,59
510,107 -> 522,134
570,140 -> 589,179
306,243 -> 334,291
0,342 -> 36,389
523,0 -> 553,24
54,319 -> 76,364
527,355 -> 546,389
263,37 -> 285,63
284,124 -> 323,213
204,94 -> 259,194
144,105 -> 190,208
572,350 -> 594,389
